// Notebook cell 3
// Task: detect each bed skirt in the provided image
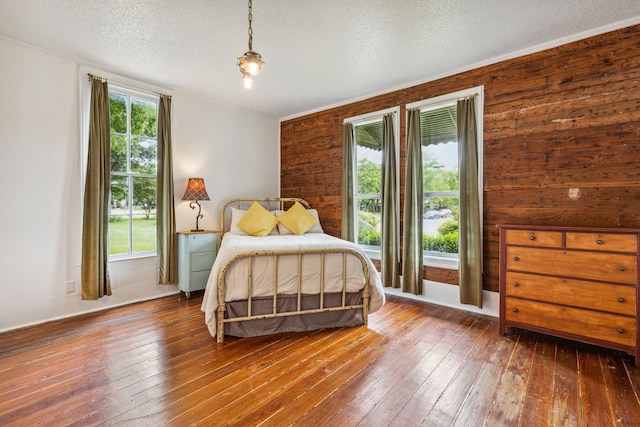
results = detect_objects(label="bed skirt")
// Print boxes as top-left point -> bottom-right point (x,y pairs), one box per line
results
224,292 -> 364,338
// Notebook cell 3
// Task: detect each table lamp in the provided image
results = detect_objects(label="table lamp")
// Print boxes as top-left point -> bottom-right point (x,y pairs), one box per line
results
182,178 -> 210,232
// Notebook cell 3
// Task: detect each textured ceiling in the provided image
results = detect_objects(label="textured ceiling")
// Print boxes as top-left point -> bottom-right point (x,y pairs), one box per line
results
1,0 -> 640,119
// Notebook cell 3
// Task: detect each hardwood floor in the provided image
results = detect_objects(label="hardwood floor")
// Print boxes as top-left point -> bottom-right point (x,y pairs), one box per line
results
1,293 -> 639,426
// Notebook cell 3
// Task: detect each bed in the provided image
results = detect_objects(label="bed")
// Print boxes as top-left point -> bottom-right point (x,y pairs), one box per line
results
200,197 -> 385,342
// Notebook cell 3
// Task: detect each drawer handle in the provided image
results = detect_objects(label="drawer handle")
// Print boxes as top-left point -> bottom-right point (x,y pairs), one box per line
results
512,282 -> 519,287
197,252 -> 208,256
513,256 -> 520,261
618,297 -> 625,303
512,308 -> 519,313
618,328 -> 625,334
529,235 -> 536,241
596,239 -> 603,245
619,266 -> 626,272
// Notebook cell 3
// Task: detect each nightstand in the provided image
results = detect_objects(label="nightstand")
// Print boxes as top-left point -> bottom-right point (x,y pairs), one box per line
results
177,230 -> 218,298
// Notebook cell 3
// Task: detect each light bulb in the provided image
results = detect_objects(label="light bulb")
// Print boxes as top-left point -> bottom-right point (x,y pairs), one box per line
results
247,61 -> 260,75
243,75 -> 253,89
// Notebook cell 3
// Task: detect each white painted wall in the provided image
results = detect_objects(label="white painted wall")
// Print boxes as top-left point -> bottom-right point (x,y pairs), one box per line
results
0,38 -> 280,332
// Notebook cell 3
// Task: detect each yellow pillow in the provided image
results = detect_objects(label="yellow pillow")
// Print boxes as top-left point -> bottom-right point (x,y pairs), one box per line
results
236,202 -> 279,237
277,202 -> 318,235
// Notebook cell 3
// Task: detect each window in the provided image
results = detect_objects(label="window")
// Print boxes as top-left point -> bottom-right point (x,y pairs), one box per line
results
355,118 -> 383,248
409,87 -> 483,267
345,107 -> 399,255
108,87 -> 159,257
421,102 -> 459,259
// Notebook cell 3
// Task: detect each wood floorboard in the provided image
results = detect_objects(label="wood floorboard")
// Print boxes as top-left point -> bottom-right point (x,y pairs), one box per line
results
295,304 -> 458,427
446,328 -> 521,426
280,302 -> 452,427
259,299 -> 430,427
603,353 -> 640,426
579,348 -> 616,426
549,340 -> 581,426
0,293 -> 639,426
419,316 -> 503,426
484,330 -> 538,425
228,329 -> 384,426
518,334 -> 556,426
388,315 -> 493,426
174,330 -> 370,425
21,327 -> 216,426
356,310 -> 482,426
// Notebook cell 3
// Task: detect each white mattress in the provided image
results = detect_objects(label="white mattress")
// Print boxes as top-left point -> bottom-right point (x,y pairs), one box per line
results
200,233 -> 385,337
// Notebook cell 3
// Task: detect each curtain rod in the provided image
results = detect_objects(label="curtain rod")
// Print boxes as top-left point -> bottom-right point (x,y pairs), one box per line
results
86,72 -> 170,97
87,73 -> 106,83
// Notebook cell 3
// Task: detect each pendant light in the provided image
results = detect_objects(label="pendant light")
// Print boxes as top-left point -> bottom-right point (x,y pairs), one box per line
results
236,0 -> 264,89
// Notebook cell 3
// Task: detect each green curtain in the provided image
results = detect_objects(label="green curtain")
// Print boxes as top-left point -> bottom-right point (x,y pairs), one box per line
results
380,114 -> 400,288
341,123 -> 355,242
458,97 -> 483,307
402,108 -> 424,294
81,75 -> 111,300
156,95 -> 178,284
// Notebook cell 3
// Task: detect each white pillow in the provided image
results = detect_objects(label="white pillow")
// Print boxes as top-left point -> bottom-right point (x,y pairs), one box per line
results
277,208 -> 324,235
230,207 -> 248,235
230,206 -> 280,235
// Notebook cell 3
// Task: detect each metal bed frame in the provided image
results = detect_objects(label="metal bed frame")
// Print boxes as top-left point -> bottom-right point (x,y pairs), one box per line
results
215,198 -> 371,343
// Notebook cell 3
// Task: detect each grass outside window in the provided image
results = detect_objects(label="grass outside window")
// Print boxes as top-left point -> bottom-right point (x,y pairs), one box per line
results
109,216 -> 157,255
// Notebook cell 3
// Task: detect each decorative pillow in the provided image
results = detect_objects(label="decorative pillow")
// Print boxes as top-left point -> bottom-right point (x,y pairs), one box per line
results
277,202 -> 319,235
231,206 -> 279,235
235,202 -> 279,237
277,208 -> 324,234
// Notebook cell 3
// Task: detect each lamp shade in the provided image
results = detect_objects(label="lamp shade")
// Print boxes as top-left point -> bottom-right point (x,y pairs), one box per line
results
182,178 -> 210,201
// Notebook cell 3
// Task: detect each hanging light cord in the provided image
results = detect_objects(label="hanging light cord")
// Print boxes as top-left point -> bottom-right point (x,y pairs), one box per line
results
247,0 -> 254,52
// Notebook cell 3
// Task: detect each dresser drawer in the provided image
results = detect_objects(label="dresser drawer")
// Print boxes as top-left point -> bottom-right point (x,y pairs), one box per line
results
187,233 -> 216,252
506,246 -> 637,284
191,250 -> 215,271
189,270 -> 211,289
505,272 -> 637,316
565,232 -> 637,253
504,229 -> 563,248
505,297 -> 636,347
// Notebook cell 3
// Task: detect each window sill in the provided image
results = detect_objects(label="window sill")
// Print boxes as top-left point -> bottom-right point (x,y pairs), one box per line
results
109,252 -> 157,262
359,246 -> 459,271
423,255 -> 458,270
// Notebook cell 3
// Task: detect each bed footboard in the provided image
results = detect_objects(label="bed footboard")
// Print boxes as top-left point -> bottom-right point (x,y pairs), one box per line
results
216,248 -> 371,343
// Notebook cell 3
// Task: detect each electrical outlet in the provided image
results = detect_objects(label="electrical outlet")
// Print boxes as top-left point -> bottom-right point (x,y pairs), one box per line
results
66,280 -> 75,293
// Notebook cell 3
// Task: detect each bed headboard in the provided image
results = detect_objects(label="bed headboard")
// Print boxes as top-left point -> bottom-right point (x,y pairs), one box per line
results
220,197 -> 311,233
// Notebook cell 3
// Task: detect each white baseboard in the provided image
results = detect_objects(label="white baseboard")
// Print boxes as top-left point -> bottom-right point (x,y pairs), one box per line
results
383,280 -> 499,318
0,284 -> 180,333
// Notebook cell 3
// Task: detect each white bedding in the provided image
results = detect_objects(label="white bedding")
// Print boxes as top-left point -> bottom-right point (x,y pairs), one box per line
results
200,233 -> 385,337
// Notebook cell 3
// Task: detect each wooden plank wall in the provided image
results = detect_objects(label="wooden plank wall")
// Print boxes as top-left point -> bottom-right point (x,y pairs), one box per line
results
280,24 -> 640,293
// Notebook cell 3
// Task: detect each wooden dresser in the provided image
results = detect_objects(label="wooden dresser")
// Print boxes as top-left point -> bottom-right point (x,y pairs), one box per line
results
498,225 -> 639,366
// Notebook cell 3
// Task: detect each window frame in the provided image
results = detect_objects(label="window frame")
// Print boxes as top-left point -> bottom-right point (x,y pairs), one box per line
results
108,85 -> 160,260
79,67 -> 167,262
343,106 -> 400,261
407,86 -> 484,270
